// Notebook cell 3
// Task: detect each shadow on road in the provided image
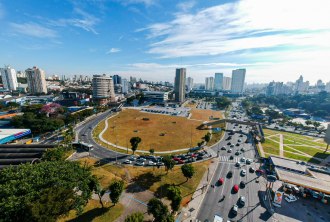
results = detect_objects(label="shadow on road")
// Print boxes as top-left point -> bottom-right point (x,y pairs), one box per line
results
95,155 -> 127,166
67,206 -> 112,222
126,172 -> 161,193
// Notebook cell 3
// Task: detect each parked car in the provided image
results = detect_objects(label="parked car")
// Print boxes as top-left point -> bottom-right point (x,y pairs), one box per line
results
239,196 -> 246,206
228,149 -> 232,153
128,156 -> 137,161
221,146 -> 226,150
233,184 -> 239,193
227,171 -> 233,178
124,159 -> 132,164
231,204 -> 238,215
249,167 -> 255,173
218,177 -> 224,185
235,162 -> 240,167
285,194 -> 298,203
246,159 -> 251,164
239,181 -> 245,188
240,148 -> 245,152
240,157 -> 246,162
241,170 -> 246,176
229,156 -> 234,160
235,151 -> 240,156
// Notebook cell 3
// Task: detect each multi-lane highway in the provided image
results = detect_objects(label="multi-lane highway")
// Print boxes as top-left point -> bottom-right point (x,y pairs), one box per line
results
197,103 -> 266,222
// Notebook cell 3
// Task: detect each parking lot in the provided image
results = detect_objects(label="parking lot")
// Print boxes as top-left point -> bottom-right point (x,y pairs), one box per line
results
140,106 -> 190,117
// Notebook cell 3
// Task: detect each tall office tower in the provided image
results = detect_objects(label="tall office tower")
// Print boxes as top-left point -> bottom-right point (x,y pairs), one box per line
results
230,69 -> 246,93
121,78 -> 130,94
205,77 -> 214,91
113,75 -> 122,85
174,68 -> 186,102
0,66 -> 18,91
266,81 -> 284,96
223,77 -> 232,90
92,74 -> 115,105
214,73 -> 223,91
186,77 -> 194,91
25,66 -> 47,94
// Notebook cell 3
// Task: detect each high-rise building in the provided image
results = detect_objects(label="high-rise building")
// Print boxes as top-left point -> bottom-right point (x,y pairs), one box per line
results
25,66 -> 47,94
266,81 -> 284,96
16,71 -> 26,78
92,74 -> 115,105
0,66 -> 18,91
205,77 -> 214,91
186,77 -> 194,91
121,78 -> 130,94
174,68 -> 186,102
214,73 -> 223,91
231,69 -> 246,93
113,75 -> 122,85
223,77 -> 232,90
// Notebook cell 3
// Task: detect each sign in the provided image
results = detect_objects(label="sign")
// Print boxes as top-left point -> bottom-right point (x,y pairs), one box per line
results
324,124 -> 330,145
273,191 -> 284,207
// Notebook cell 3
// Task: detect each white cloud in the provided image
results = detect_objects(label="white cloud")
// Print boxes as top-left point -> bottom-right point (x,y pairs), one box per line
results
107,48 -> 121,54
176,1 -> 196,12
10,22 -> 57,38
143,0 -> 330,58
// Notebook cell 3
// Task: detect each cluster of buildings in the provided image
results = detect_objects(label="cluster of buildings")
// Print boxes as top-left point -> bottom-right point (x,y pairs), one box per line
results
266,75 -> 330,96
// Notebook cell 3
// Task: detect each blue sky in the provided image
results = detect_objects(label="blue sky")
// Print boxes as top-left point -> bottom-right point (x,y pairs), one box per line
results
0,0 -> 330,83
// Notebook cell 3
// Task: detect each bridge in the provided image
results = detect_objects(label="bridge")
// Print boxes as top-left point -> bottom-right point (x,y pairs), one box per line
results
199,119 -> 265,142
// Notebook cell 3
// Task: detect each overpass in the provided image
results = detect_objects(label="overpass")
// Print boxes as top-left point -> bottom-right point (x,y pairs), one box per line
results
0,144 -> 56,169
199,119 -> 265,141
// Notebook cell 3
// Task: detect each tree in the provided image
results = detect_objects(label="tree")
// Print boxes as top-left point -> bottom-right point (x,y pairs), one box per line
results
305,120 -> 312,125
149,148 -> 155,156
0,161 -> 95,221
109,180 -> 124,205
42,147 -> 65,161
166,186 -> 182,211
312,121 -> 321,129
7,102 -> 20,109
88,176 -> 106,208
162,155 -> 175,173
125,212 -> 144,222
181,164 -> 195,182
130,137 -> 142,154
204,132 -> 211,143
147,198 -> 172,222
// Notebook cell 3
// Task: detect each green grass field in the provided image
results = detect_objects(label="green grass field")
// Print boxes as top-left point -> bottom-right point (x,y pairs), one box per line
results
262,128 -> 329,163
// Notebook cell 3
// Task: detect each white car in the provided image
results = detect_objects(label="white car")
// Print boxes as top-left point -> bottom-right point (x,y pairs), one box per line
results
147,161 -> 156,166
241,169 -> 246,176
285,195 -> 298,203
240,157 -> 246,163
124,159 -> 132,164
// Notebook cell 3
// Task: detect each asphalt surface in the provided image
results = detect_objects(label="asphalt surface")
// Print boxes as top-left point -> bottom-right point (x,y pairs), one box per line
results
75,111 -> 128,162
197,103 -> 267,222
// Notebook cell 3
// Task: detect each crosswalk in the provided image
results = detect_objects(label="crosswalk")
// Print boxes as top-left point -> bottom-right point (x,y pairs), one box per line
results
219,155 -> 240,163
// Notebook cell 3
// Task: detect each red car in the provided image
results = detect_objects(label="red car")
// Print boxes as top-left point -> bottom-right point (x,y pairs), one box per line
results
233,184 -> 239,193
256,169 -> 265,175
218,178 -> 224,185
173,157 -> 184,164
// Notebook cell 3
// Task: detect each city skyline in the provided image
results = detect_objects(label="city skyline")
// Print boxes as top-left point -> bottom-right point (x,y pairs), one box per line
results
0,0 -> 330,84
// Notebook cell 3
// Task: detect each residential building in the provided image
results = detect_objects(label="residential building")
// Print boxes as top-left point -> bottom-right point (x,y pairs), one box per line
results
16,71 -> 26,78
121,78 -> 129,94
174,68 -> 186,102
214,73 -> 223,91
186,77 -> 194,91
92,74 -> 115,105
205,77 -> 214,91
25,66 -> 47,94
0,66 -> 18,91
231,69 -> 246,93
223,77 -> 232,90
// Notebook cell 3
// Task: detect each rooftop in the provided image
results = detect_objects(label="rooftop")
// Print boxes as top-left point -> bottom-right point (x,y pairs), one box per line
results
270,156 -> 307,173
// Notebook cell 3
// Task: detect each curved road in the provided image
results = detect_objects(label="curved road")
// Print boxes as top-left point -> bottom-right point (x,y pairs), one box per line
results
75,110 -> 128,162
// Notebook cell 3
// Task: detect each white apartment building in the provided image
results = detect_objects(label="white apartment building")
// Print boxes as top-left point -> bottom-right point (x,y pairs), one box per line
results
0,66 -> 18,91
92,74 -> 115,104
231,69 -> 246,93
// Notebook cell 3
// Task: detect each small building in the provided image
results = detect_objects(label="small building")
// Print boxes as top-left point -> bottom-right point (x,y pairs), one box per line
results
0,129 -> 31,144
143,91 -> 169,103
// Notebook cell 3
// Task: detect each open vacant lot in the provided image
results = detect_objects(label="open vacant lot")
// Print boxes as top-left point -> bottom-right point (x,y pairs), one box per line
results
101,109 -> 211,151
262,129 -> 330,164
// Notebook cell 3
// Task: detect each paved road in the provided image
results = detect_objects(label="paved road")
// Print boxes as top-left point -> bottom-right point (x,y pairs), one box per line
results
75,111 -> 128,161
197,103 -> 267,222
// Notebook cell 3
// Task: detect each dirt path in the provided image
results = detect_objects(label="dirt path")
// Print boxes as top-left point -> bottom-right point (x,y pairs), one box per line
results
279,134 -> 284,157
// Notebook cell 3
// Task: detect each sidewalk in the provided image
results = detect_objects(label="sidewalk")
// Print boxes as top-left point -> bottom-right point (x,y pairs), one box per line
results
178,157 -> 220,221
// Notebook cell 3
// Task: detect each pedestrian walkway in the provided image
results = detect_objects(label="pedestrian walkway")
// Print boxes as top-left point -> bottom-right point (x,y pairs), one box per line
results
218,155 -> 239,163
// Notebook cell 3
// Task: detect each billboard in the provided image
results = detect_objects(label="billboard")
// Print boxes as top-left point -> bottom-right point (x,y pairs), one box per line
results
272,191 -> 284,207
325,124 -> 330,145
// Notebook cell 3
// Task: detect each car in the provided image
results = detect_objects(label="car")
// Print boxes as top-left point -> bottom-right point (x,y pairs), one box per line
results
246,159 -> 251,164
236,143 -> 240,146
124,159 -> 132,164
239,196 -> 246,206
227,171 -> 233,178
240,148 -> 245,152
235,151 -> 240,156
239,134 -> 243,137
249,167 -> 255,173
135,161 -> 144,166
128,156 -> 137,161
147,160 -> 156,166
230,144 -> 234,148
238,139 -> 242,142
218,177 -> 224,185
229,155 -> 234,160
221,146 -> 226,150
240,157 -> 246,162
256,169 -> 265,175
285,194 -> 298,202
227,142 -> 231,145
227,136 -> 232,140
231,204 -> 238,215
233,184 -> 239,193
235,162 -> 241,167
156,162 -> 164,166
228,149 -> 232,153
196,156 -> 203,161
239,181 -> 245,188
241,170 -> 246,176
82,134 -> 87,136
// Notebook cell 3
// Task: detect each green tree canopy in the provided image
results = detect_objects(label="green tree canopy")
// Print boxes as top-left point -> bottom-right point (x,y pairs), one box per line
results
109,180 -> 124,205
166,186 -> 182,211
181,164 -> 195,181
130,137 -> 142,154
147,198 -> 173,222
162,155 -> 175,173
0,161 -> 95,221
